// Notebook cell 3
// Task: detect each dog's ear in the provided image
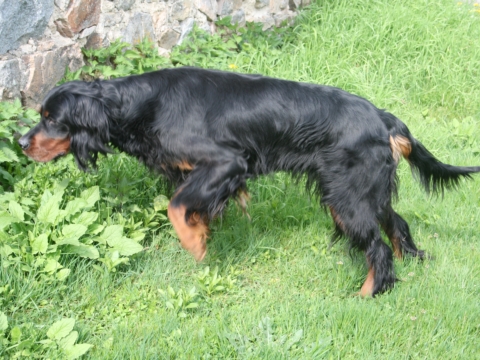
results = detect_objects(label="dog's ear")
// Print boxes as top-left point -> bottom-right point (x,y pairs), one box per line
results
67,94 -> 112,171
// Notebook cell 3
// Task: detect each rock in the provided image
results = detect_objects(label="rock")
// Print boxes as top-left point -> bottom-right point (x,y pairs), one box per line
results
21,43 -> 84,108
171,0 -> 194,21
0,0 -> 54,54
255,0 -> 269,10
55,19 -> 75,38
177,18 -> 195,45
288,0 -> 301,11
159,29 -> 180,50
115,0 -> 136,11
66,0 -> 102,34
231,9 -> 245,25
195,0 -> 217,21
217,0 -> 234,16
85,32 -> 105,49
80,26 -> 97,39
123,13 -> 155,44
0,58 -> 24,101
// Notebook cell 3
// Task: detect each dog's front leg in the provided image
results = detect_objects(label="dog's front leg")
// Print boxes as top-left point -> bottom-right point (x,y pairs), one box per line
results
168,203 -> 209,261
165,139 -> 248,261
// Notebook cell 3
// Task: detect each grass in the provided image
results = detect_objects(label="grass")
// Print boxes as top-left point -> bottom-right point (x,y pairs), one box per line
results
1,0 -> 480,358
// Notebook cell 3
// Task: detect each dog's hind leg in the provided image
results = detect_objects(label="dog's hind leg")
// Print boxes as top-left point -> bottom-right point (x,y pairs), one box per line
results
328,201 -> 396,297
167,142 -> 248,261
381,208 -> 426,260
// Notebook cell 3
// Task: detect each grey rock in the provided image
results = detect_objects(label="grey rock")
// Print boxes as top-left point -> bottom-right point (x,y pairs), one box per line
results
231,9 -> 245,25
0,58 -> 24,101
255,0 -> 269,9
159,29 -> 180,50
171,0 -> 193,21
217,0 -> 234,16
288,0 -> 301,10
115,0 -> 136,11
195,0 -> 217,21
123,13 -> 155,44
0,0 -> 55,54
177,18 -> 195,45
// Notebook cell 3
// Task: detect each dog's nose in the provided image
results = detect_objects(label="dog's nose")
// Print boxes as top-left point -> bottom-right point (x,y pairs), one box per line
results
18,136 -> 30,150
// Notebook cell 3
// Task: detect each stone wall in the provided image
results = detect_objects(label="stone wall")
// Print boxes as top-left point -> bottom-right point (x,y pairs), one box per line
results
0,0 -> 308,109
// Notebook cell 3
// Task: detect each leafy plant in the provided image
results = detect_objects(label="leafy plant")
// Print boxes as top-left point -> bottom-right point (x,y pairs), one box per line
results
0,181 -> 145,278
0,314 -> 92,359
0,99 -> 37,191
171,18 -> 298,69
158,286 -> 200,318
64,38 -> 171,82
195,266 -> 238,297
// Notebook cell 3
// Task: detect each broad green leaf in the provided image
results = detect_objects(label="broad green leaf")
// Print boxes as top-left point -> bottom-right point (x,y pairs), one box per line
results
128,230 -> 145,242
40,189 -> 52,206
8,201 -> 24,221
73,211 -> 98,226
64,198 -> 88,217
10,326 -> 22,343
80,186 -> 100,208
56,268 -> 71,281
44,259 -> 63,274
0,211 -> 16,230
0,243 -> 13,257
31,233 -> 49,254
65,343 -> 93,359
88,223 -> 105,235
153,194 -> 170,211
0,192 -> 14,203
57,224 -> 87,245
66,244 -> 99,259
62,224 -> 87,238
108,236 -> 143,256
55,179 -> 70,193
58,330 -> 78,350
37,193 -> 63,224
0,311 -> 7,331
47,318 -> 75,340
100,225 -> 123,246
20,198 -> 35,206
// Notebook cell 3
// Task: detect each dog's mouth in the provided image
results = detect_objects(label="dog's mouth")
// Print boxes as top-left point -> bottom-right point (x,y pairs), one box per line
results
22,149 -> 69,163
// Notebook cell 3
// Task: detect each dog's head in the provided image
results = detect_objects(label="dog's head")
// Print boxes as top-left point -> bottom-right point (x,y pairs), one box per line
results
19,81 -> 113,171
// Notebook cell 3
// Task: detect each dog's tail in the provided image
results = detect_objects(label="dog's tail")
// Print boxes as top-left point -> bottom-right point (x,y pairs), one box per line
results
382,111 -> 480,194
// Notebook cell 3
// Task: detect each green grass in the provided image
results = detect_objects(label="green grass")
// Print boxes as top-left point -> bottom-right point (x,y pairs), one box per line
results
1,0 -> 480,358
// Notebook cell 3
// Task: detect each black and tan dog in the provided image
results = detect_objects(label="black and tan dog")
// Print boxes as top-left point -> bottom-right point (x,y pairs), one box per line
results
19,67 -> 480,296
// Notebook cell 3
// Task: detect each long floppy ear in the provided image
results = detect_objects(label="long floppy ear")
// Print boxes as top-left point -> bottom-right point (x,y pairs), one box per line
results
67,94 -> 113,171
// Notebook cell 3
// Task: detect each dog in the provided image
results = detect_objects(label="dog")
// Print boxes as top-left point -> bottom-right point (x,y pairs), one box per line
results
18,67 -> 480,296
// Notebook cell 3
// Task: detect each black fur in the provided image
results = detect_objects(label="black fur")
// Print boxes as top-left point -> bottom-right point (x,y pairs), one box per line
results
19,67 -> 480,296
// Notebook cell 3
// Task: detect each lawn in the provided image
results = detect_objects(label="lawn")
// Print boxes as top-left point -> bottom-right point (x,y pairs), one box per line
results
1,0 -> 479,358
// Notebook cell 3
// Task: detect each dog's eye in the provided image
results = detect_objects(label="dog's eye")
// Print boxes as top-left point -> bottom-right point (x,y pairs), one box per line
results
46,118 -> 56,125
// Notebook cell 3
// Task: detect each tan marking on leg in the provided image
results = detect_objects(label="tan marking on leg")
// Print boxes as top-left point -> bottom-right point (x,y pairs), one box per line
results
177,160 -> 193,171
329,206 -> 346,232
390,236 -> 403,259
360,266 -> 375,297
168,203 -> 208,262
389,135 -> 412,162
236,190 -> 251,219
381,221 -> 404,260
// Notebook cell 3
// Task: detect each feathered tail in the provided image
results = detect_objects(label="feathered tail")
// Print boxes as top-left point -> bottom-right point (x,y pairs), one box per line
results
383,111 -> 480,194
